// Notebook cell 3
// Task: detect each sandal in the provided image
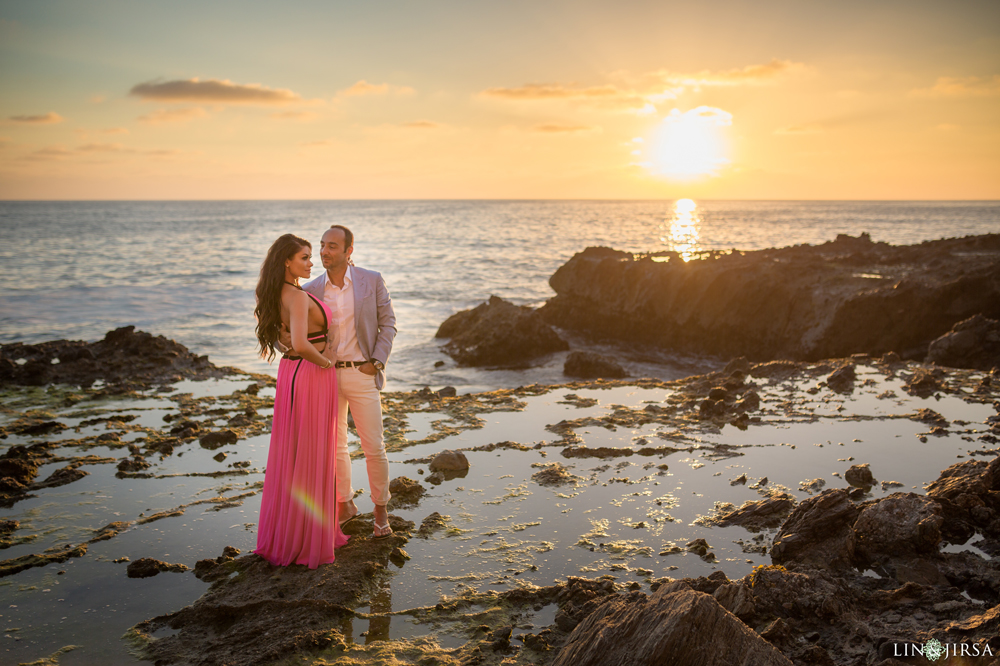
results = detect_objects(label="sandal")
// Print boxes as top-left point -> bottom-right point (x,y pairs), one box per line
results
373,520 -> 393,539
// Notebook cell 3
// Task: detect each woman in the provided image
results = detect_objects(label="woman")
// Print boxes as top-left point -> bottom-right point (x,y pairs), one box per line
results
253,234 -> 348,567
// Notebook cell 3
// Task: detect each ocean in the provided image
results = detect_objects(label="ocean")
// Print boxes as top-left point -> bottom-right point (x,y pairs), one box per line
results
1,200 -> 997,390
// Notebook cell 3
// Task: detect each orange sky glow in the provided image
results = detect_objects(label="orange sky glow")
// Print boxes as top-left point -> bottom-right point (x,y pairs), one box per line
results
1,0 -> 998,199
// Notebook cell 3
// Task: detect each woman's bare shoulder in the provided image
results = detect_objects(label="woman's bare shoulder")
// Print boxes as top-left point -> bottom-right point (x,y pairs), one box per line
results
281,286 -> 310,306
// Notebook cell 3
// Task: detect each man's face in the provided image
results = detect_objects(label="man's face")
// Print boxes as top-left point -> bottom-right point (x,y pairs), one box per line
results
320,228 -> 353,270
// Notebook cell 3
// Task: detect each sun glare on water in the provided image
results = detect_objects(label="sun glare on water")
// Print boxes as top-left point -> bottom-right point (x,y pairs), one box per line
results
645,107 -> 732,179
660,198 -> 702,261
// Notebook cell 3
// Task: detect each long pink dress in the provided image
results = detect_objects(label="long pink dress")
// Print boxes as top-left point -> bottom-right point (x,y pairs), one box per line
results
255,294 -> 349,568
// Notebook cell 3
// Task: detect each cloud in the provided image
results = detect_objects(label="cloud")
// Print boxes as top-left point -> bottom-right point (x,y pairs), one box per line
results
481,83 -> 652,113
300,140 -> 334,147
533,123 -> 597,133
8,112 -> 64,124
103,127 -> 129,135
911,75 -> 1000,98
22,145 -> 74,161
400,120 -> 440,129
483,83 -> 623,101
655,59 -> 808,87
339,80 -> 415,97
90,94 -> 106,104
129,78 -> 301,105
270,111 -> 319,121
774,124 -> 824,135
77,143 -> 127,153
137,107 -> 209,124
481,59 -> 807,114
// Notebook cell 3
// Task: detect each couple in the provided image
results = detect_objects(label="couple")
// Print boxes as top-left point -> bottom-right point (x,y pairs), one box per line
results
252,225 -> 396,568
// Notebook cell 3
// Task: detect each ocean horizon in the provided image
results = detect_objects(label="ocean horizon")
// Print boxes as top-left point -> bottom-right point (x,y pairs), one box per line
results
2,199 -> 998,391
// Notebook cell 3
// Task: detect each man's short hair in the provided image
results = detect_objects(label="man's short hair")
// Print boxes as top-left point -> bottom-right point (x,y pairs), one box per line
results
329,224 -> 353,249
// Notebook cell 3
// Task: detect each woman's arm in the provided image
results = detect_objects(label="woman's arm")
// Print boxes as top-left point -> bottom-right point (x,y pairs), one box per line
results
286,291 -> 333,368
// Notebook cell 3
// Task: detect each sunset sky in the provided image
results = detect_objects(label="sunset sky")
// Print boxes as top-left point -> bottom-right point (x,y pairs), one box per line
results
1,0 -> 998,200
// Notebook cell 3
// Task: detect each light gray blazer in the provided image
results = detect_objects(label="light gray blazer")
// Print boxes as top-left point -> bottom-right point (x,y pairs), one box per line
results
302,266 -> 397,390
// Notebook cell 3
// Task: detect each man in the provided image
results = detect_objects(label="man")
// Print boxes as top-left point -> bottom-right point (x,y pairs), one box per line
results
299,224 -> 397,538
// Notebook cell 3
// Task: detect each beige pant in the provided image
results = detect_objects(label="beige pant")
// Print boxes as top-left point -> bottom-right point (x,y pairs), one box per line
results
336,366 -> 391,505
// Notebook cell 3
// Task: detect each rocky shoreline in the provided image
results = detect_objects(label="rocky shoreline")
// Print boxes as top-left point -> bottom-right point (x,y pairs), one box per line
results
3,229 -> 1000,665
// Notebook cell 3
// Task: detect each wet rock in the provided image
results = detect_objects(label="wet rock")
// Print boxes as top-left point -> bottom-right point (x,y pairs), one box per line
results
488,625 -> 513,651
127,557 -> 189,578
199,429 -> 238,450
845,463 -> 875,489
718,493 -> 797,530
772,489 -> 860,570
551,580 -> 793,666
388,547 -> 410,566
0,519 -> 17,536
685,538 -> 716,561
0,543 -> 88,577
927,314 -> 1000,371
33,464 -> 89,489
91,521 -> 132,542
925,457 -> 1000,543
386,476 -> 426,509
117,457 -> 151,473
539,235 -> 1000,362
708,386 -> 729,401
562,446 -> 633,459
213,452 -> 228,462
563,351 -> 628,379
194,545 -> 241,581
733,391 -> 760,414
849,493 -> 944,568
0,326 -> 236,389
913,408 -> 949,427
826,364 -> 856,392
417,512 -> 449,538
436,386 -> 457,398
903,368 -> 942,396
435,295 -> 568,367
531,462 -> 581,486
429,449 -> 469,472
133,521 -> 411,666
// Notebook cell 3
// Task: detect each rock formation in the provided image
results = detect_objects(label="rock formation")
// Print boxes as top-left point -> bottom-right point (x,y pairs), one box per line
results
435,295 -> 568,367
539,234 -> 1000,363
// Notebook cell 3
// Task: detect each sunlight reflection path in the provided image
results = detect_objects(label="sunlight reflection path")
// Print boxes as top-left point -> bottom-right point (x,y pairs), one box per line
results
660,198 -> 702,261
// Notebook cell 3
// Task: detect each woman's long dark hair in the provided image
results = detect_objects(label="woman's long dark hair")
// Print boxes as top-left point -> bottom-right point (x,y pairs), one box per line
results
255,234 -> 311,362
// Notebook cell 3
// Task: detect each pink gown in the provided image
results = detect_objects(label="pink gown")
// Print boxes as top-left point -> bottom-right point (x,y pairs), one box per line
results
255,293 -> 349,567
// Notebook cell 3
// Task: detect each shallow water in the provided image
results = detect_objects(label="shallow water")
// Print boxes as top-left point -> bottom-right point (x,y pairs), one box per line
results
1,364 -> 997,663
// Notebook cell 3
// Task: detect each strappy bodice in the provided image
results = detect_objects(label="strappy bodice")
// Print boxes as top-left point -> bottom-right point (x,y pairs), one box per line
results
283,283 -> 330,358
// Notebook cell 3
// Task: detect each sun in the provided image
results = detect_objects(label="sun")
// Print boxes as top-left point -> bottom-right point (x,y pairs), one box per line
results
645,106 -> 732,180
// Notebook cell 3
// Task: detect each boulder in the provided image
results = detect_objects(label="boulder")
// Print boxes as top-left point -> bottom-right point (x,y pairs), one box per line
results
771,489 -> 860,570
428,450 -> 469,472
551,580 -> 793,666
927,314 -> 1000,371
435,296 -> 568,367
845,463 -> 875,489
563,351 -> 628,379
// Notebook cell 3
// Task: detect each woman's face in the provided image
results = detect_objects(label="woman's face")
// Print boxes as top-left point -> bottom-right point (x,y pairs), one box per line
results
285,246 -> 313,280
